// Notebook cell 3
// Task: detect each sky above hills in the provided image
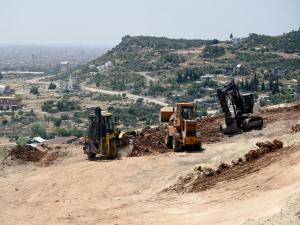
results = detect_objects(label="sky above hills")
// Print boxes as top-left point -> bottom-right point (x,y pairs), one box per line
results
1,0 -> 299,46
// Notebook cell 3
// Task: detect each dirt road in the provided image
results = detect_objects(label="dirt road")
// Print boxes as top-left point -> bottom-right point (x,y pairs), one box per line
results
0,106 -> 299,225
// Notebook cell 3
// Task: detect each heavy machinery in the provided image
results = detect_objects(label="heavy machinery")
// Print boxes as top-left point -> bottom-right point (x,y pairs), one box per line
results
83,107 -> 129,160
160,102 -> 201,151
217,80 -> 263,135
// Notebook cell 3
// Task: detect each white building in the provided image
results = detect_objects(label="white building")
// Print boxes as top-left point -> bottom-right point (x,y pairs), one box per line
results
97,61 -> 113,72
59,75 -> 80,93
60,61 -> 69,73
231,37 -> 242,45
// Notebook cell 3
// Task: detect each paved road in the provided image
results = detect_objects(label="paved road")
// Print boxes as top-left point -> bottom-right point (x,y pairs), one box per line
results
23,74 -> 169,107
82,86 -> 168,106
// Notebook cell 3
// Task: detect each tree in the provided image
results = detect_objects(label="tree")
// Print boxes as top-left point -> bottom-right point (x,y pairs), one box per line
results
31,123 -> 48,139
16,136 -> 29,146
245,79 -> 250,91
48,82 -> 56,90
30,86 -> 39,95
230,33 -> 233,39
261,81 -> 265,91
252,74 -> 259,91
240,79 -> 245,90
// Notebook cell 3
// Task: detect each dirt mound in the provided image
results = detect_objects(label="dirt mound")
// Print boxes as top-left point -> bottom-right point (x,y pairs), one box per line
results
128,126 -> 170,157
8,145 -> 46,162
196,114 -> 225,144
164,139 -> 292,193
129,115 -> 225,157
292,124 -> 300,133
1,145 -> 67,167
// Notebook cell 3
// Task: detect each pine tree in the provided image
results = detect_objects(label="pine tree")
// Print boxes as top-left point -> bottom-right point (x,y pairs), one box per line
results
230,33 -> 233,39
252,74 -> 259,91
245,80 -> 250,91
261,81 -> 265,91
241,79 -> 245,90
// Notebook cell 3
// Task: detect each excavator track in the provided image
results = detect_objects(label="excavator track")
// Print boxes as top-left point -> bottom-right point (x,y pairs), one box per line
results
242,116 -> 263,132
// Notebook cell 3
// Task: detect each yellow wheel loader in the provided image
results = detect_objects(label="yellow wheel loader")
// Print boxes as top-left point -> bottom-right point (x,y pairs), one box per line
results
160,102 -> 201,152
83,107 -> 129,160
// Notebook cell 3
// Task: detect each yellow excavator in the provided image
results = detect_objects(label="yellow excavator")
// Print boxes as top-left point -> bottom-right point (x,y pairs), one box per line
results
83,107 -> 129,160
160,102 -> 201,151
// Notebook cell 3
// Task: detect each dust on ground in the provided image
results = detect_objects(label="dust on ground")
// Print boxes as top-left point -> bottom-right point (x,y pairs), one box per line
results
164,139 -> 297,193
0,103 -> 300,225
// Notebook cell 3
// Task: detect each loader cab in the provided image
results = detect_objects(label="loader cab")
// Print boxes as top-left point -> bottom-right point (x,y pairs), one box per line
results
176,103 -> 197,120
102,112 -> 115,133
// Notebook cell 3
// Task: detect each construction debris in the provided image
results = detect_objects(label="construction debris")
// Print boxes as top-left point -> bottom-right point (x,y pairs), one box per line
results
164,139 -> 287,193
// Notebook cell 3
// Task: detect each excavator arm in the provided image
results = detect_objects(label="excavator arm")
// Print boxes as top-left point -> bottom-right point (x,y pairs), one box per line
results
217,80 -> 263,134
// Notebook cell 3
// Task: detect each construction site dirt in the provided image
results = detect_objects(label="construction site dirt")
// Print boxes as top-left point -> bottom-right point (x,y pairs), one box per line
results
1,103 -> 300,225
129,103 -> 300,157
164,139 -> 297,193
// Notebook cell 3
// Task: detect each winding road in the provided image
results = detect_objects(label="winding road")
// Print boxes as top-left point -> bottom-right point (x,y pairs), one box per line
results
82,86 -> 168,106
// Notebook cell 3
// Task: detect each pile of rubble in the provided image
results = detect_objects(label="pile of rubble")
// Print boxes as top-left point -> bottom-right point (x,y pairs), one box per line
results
128,126 -> 170,157
196,114 -> 225,144
8,145 -> 46,162
165,139 -> 286,193
128,115 -> 225,157
3,145 -> 63,166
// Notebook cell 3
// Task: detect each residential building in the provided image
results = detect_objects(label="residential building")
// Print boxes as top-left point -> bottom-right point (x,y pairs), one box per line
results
60,61 -> 69,73
231,37 -> 242,45
0,96 -> 22,112
59,75 -> 81,93
272,68 -> 286,79
0,85 -> 14,95
224,64 -> 243,76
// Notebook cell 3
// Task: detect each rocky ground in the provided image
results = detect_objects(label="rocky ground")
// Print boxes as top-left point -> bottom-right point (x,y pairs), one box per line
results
0,103 -> 299,225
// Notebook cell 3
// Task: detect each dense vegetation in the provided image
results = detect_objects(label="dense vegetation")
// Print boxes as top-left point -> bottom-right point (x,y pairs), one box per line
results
114,35 -> 215,51
242,29 -> 300,53
107,98 -> 160,128
42,99 -> 81,113
202,45 -> 225,58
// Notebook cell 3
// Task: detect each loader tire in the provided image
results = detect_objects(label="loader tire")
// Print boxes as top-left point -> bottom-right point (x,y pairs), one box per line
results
165,134 -> 172,148
87,152 -> 96,160
172,137 -> 182,152
108,139 -> 118,159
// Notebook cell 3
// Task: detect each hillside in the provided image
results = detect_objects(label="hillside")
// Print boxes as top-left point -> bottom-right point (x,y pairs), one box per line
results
242,29 -> 300,53
75,30 -> 299,105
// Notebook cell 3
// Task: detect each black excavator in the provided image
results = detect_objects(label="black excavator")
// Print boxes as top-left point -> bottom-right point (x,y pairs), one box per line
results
217,80 -> 263,134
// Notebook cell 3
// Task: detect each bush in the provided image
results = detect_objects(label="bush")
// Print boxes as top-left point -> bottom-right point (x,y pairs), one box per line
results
16,136 -> 29,146
202,45 -> 225,58
42,99 -> 80,112
31,123 -> 48,139
30,86 -> 39,95
48,82 -> 57,90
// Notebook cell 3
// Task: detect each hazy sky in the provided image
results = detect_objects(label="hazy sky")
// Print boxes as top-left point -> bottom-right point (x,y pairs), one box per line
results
0,0 -> 299,46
